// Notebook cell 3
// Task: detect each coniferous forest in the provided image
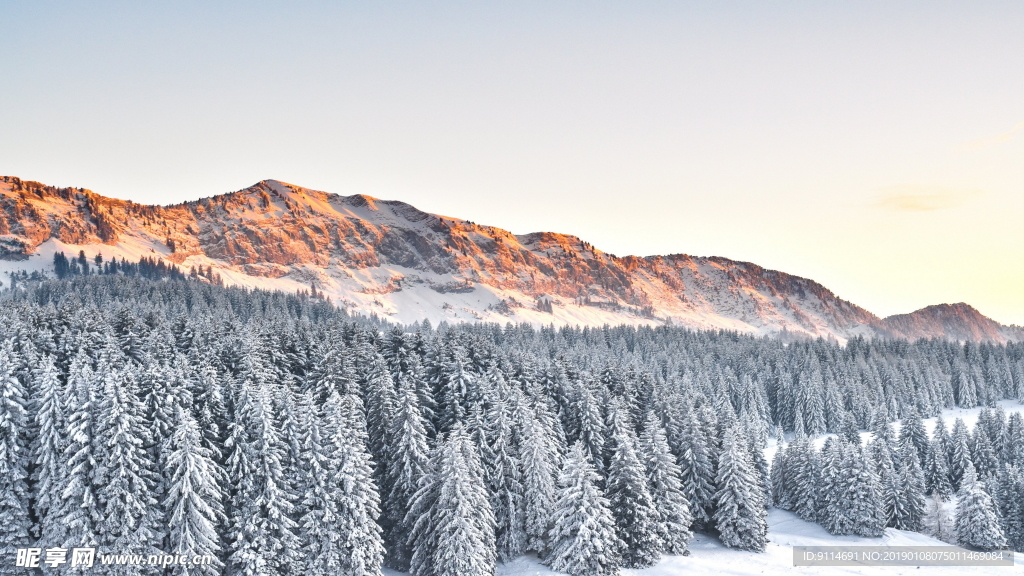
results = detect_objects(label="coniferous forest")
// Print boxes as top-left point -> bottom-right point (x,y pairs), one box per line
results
2,274 -> 1024,576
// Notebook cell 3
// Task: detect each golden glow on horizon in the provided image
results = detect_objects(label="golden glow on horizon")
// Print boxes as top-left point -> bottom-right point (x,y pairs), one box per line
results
875,185 -> 984,212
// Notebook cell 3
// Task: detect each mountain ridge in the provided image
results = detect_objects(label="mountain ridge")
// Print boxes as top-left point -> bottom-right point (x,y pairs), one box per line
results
1,175 -> 1019,342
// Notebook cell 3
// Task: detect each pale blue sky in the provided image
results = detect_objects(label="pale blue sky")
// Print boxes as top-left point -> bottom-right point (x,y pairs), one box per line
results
3,2 -> 1023,323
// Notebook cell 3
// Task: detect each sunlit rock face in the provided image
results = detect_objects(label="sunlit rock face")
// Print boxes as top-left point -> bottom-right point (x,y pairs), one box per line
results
1,175 -> 1019,342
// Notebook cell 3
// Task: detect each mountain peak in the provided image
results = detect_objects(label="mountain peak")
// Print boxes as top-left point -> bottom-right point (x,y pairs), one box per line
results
0,176 -> 1018,342
877,302 -> 1020,343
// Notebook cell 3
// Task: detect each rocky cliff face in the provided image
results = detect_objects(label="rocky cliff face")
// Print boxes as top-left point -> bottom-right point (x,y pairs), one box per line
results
1,176 -> 1018,342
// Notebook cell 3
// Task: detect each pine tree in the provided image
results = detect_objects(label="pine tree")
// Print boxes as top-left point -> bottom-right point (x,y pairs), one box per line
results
545,443 -> 623,576
322,392 -> 385,576
296,394 -> 337,575
408,426 -> 496,576
924,438 -> 954,498
569,383 -> 606,475
482,394 -> 525,562
437,348 -> 476,434
362,353 -> 395,489
882,448 -> 926,532
788,435 -> 820,522
955,463 -> 1006,551
899,408 -> 929,464
519,409 -> 557,555
770,441 -> 793,510
382,377 -> 430,571
30,354 -> 66,544
165,406 -> 226,576
57,352 -> 101,549
0,340 -> 31,556
606,414 -> 662,567
94,366 -> 160,572
675,408 -> 716,528
746,421 -> 772,508
949,418 -> 973,491
840,411 -> 861,446
226,381 -> 301,576
639,413 -> 693,556
817,437 -> 843,523
971,428 -> 999,480
1004,413 -> 1024,467
820,441 -> 884,537
713,427 -> 767,552
994,465 -> 1024,552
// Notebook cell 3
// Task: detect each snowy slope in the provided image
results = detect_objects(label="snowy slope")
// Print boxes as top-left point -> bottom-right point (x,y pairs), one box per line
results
1,175 -> 1021,342
379,509 -> 1020,576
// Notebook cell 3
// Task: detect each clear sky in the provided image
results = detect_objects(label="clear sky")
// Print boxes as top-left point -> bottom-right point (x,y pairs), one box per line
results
3,1 -> 1023,324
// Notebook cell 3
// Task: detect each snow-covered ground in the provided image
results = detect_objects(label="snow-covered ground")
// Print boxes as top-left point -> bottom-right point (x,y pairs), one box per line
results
383,508 -> 1020,576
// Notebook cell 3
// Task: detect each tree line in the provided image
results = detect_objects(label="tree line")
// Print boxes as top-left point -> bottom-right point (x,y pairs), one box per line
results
0,274 -> 1022,576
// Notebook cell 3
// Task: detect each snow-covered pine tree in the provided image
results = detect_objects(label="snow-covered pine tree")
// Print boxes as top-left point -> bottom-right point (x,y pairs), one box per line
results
820,440 -> 884,537
797,369 -> 826,436
788,435 -> 820,522
868,419 -> 896,477
189,357 -> 228,462
713,426 -> 768,552
898,408 -> 929,464
949,418 -> 973,491
932,415 -> 951,461
362,352 -> 396,489
518,407 -> 558,556
0,339 -> 31,557
322,391 -> 385,576
770,440 -> 793,510
94,365 -> 160,573
545,442 -> 623,576
639,413 -> 693,556
569,382 -> 606,475
971,427 -> 999,480
56,351 -> 101,549
165,405 -> 226,576
1004,413 -> 1024,467
437,347 -> 476,434
994,465 -> 1024,552
840,411 -> 861,446
606,409 -> 662,567
408,426 -> 496,576
30,354 -> 66,544
924,437 -> 954,498
296,392 -> 337,575
482,392 -> 526,562
141,359 -> 176,480
304,340 -> 354,402
745,417 -> 772,508
674,404 -> 716,528
882,447 -> 926,532
383,376 -> 430,571
816,437 -> 843,524
226,380 -> 301,576
955,462 -> 1006,551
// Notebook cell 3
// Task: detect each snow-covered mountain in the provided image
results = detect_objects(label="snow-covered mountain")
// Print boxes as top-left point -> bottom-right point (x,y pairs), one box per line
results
876,303 -> 1024,343
1,175 -> 1019,342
